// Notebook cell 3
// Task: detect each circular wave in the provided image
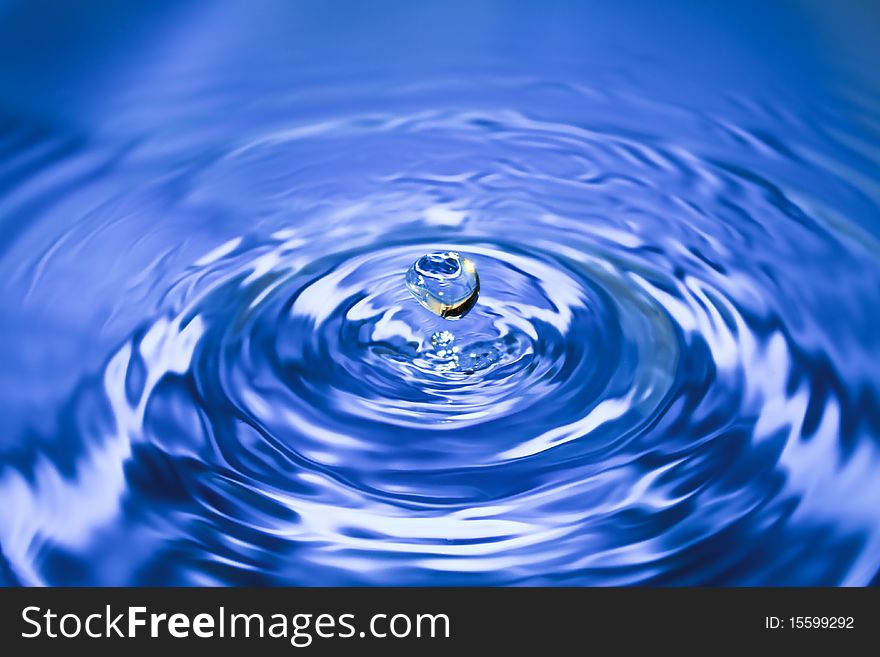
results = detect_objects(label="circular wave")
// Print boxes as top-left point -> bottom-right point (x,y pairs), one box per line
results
1,93 -> 879,585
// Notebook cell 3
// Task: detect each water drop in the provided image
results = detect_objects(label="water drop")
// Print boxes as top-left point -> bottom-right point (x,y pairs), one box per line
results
405,251 -> 479,319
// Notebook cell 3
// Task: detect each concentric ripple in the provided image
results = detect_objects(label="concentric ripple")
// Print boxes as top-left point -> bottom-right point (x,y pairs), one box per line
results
1,16 -> 880,586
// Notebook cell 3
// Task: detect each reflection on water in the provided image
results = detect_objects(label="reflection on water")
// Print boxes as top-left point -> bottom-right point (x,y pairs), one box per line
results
0,1 -> 878,585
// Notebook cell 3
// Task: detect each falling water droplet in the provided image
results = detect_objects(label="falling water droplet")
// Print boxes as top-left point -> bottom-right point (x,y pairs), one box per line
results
405,251 -> 479,319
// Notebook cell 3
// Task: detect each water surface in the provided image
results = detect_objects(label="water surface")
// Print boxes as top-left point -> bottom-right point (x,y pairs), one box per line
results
0,0 -> 878,585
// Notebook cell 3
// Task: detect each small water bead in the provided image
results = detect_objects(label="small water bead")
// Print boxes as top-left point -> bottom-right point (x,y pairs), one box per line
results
405,251 -> 479,319
431,330 -> 456,349
427,330 -> 460,372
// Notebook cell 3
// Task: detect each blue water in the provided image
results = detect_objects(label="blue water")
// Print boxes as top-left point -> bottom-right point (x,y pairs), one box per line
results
0,1 -> 879,586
